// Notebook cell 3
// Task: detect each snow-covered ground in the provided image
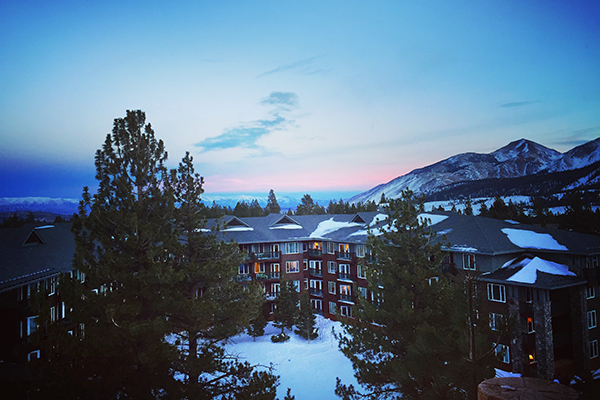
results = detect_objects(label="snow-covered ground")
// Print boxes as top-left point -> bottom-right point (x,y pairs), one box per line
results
224,316 -> 359,400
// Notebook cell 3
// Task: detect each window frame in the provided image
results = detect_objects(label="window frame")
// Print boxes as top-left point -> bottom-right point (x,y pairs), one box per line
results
588,310 -> 597,329
591,340 -> 599,359
487,283 -> 506,303
286,260 -> 300,274
463,253 -> 476,270
494,343 -> 510,364
328,281 -> 336,294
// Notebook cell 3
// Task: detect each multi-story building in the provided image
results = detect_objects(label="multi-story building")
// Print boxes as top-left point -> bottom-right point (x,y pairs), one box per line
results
208,211 -> 600,380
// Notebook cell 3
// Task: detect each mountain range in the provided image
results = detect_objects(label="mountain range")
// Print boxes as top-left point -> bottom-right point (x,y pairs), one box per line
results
348,138 -> 600,204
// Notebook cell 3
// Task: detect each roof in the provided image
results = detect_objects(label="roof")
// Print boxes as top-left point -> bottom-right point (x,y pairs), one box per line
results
205,211 -> 600,257
0,223 -> 76,293
479,255 -> 586,290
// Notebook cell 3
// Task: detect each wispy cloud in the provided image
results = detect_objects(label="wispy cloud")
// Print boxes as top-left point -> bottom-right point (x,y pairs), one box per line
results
259,92 -> 299,107
195,93 -> 299,152
499,100 -> 538,108
257,55 -> 323,78
551,126 -> 600,147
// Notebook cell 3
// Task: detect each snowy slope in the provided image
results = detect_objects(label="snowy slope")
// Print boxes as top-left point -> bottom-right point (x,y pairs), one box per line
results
349,138 -> 599,204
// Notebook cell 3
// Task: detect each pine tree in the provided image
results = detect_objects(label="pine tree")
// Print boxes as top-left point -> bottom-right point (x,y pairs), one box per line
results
294,291 -> 318,340
265,189 -> 281,214
336,190 -> 496,400
248,303 -> 268,341
29,111 -> 278,399
273,278 -> 298,337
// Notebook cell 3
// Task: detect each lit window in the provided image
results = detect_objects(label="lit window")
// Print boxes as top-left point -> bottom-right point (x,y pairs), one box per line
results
286,261 -> 300,273
339,243 -> 350,253
340,284 -> 352,296
463,253 -> 476,270
271,263 -> 280,278
487,284 -> 506,303
588,310 -> 597,329
255,262 -> 265,274
527,317 -> 535,333
591,340 -> 599,359
528,350 -> 536,364
313,242 -> 322,250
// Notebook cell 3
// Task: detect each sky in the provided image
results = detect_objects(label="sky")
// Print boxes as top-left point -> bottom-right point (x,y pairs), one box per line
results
1,0 -> 599,200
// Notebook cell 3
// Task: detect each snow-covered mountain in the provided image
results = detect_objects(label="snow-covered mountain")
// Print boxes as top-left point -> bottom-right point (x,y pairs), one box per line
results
0,197 -> 80,215
349,138 -> 600,204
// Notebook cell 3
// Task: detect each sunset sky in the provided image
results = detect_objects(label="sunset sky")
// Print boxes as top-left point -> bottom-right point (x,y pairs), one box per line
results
1,1 -> 599,199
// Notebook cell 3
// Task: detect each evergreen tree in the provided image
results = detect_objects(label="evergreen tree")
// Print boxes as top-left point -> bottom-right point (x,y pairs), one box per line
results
273,278 -> 298,335
248,303 -> 268,341
295,194 -> 325,215
464,198 -> 473,216
265,189 -> 281,214
336,190 -> 496,400
294,291 -> 318,340
29,111 -> 278,399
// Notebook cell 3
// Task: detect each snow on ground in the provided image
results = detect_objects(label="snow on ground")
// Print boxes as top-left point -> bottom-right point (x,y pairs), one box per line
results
417,213 -> 448,226
507,257 -> 576,284
501,228 -> 568,251
225,316 -> 359,400
310,218 -> 363,238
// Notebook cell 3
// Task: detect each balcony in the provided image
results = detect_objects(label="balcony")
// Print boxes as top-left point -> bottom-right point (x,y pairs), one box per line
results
336,252 -> 353,261
270,272 -> 281,279
255,273 -> 269,280
308,249 -> 322,257
309,288 -> 323,297
254,251 -> 280,260
235,274 -> 252,282
338,272 -> 352,281
309,268 -> 323,277
339,294 -> 353,303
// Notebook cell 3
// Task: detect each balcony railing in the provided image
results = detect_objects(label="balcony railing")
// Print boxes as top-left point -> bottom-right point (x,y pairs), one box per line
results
270,272 -> 280,279
339,294 -> 353,303
235,274 -> 252,282
338,272 -> 352,281
336,251 -> 353,260
309,268 -> 323,277
309,288 -> 323,297
255,273 -> 269,280
254,251 -> 280,260
308,249 -> 322,257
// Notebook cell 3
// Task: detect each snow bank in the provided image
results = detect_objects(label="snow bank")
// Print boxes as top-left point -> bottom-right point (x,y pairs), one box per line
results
225,316 -> 359,400
495,368 -> 521,378
309,218 -> 363,238
507,257 -> 575,284
501,228 -> 568,251
417,213 -> 448,226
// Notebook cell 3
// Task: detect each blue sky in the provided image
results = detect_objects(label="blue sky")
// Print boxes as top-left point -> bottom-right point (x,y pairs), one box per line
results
1,0 -> 599,199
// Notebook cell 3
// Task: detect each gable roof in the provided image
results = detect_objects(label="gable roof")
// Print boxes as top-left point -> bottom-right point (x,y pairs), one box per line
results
0,223 -> 76,293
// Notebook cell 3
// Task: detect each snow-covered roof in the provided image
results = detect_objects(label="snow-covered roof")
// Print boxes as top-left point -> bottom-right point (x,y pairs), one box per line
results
501,228 -> 568,251
506,257 -> 575,284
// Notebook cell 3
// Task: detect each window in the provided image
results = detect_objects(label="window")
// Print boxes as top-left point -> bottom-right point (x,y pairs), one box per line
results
271,283 -> 280,296
26,316 -> 37,336
48,276 -> 57,296
271,263 -> 280,278
526,287 -> 533,303
339,264 -> 351,280
339,243 -> 350,253
428,276 -> 439,285
27,350 -> 40,361
255,262 -> 265,274
327,242 -> 336,254
588,310 -> 597,329
340,284 -> 352,296
303,259 -> 308,270
356,245 -> 366,258
329,301 -> 337,314
311,299 -> 322,310
304,278 -> 309,289
489,313 -> 504,331
528,350 -> 536,364
309,260 -> 322,275
310,279 -> 323,292
292,280 -> 300,292
50,306 -> 56,322
328,261 -> 337,274
357,264 -> 367,279
494,343 -> 510,364
283,242 -> 300,254
312,241 -> 322,250
358,287 -> 367,298
527,317 -> 535,333
286,260 -> 300,273
340,305 -> 352,317
588,286 -> 596,299
487,283 -> 506,303
463,253 -> 476,270
239,264 -> 250,275
591,340 -> 599,359
328,281 -> 336,294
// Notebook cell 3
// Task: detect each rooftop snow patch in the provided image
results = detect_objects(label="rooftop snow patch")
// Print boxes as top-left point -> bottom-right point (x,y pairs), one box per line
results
309,218 -> 363,238
507,257 -> 575,284
417,213 -> 448,226
501,228 -> 568,251
269,224 -> 303,230
222,226 -> 254,232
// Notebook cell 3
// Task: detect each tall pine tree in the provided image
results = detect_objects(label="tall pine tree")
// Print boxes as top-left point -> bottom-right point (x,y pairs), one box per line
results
336,190 -> 496,400
264,189 -> 281,214
29,110 -> 278,399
